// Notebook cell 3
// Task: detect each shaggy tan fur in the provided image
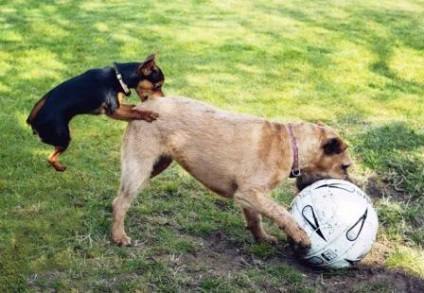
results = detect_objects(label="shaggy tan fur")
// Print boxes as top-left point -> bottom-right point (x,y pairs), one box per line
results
112,97 -> 352,249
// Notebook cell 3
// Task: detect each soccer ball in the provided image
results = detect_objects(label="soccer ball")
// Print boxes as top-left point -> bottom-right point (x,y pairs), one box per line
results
289,179 -> 378,269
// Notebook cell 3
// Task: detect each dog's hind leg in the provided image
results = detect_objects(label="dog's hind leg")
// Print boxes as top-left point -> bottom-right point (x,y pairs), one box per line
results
41,122 -> 71,171
48,146 -> 68,172
235,189 -> 311,248
112,153 -> 159,246
242,208 -> 277,244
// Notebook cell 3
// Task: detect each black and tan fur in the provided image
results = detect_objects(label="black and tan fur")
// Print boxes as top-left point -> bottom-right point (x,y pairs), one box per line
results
27,53 -> 165,171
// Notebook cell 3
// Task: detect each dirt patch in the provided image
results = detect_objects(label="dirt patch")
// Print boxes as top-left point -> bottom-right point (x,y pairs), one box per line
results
174,230 -> 424,292
365,173 -> 408,202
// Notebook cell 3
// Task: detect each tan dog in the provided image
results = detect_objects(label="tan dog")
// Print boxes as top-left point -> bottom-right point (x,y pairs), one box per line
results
112,97 -> 352,249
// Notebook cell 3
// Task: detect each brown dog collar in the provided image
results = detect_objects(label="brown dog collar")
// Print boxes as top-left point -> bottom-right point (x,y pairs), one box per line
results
288,123 -> 301,177
113,64 -> 131,96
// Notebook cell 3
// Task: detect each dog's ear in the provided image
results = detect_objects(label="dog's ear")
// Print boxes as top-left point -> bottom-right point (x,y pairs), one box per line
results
138,53 -> 157,76
323,138 -> 347,155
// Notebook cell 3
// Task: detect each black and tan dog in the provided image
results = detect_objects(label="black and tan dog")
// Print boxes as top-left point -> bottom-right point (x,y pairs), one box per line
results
27,53 -> 165,171
111,97 -> 352,250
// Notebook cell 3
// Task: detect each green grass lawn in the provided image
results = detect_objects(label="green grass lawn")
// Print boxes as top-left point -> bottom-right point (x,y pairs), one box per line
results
1,0 -> 423,292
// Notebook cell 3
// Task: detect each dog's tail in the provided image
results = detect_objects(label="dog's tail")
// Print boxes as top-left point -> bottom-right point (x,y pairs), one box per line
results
26,95 -> 48,126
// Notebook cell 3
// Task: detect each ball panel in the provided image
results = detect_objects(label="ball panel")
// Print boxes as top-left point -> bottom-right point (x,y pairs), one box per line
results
346,208 -> 368,241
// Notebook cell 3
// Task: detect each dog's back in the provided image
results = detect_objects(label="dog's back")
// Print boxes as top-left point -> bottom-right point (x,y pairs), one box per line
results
129,96 -> 282,161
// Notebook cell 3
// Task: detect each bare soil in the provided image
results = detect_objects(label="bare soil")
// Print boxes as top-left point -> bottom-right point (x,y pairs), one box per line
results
174,230 -> 424,293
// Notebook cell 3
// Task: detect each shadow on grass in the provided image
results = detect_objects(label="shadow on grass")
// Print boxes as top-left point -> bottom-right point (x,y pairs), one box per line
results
354,122 -> 424,198
265,2 -> 424,96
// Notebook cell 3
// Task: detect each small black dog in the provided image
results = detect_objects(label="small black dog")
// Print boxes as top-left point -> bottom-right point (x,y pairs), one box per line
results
27,53 -> 165,171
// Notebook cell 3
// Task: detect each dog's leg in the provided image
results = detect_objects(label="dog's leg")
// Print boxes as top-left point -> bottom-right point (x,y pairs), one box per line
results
112,155 -> 158,246
235,189 -> 311,248
242,208 -> 277,244
112,174 -> 149,245
48,146 -> 67,172
112,188 -> 138,246
108,104 -> 159,122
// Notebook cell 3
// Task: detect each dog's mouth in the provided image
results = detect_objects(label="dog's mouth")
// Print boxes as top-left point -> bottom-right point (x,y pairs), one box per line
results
295,173 -> 352,192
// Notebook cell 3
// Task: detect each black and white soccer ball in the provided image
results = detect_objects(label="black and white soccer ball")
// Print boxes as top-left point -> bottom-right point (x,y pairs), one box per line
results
290,179 -> 378,269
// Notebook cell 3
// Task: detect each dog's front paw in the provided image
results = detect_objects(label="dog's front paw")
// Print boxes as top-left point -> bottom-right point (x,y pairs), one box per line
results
288,236 -> 311,257
112,234 -> 132,246
133,109 -> 159,122
285,224 -> 311,250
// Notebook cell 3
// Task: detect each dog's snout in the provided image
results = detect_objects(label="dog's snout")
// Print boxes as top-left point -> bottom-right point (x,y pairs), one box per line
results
153,88 -> 165,97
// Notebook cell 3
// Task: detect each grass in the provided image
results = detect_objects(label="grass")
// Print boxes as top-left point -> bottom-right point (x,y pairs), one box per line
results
1,0 -> 423,291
